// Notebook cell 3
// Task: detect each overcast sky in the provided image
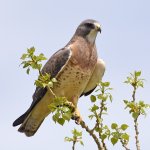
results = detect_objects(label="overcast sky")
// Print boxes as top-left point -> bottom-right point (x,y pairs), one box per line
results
0,0 -> 150,150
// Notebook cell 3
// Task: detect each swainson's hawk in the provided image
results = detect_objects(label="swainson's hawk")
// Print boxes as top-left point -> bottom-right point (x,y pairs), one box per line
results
13,19 -> 105,137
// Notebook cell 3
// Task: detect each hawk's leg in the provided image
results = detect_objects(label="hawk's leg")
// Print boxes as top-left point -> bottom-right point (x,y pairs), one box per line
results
71,95 -> 82,124
72,108 -> 83,124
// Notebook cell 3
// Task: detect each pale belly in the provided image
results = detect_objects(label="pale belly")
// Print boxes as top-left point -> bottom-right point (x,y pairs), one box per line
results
53,62 -> 93,101
30,60 -> 96,120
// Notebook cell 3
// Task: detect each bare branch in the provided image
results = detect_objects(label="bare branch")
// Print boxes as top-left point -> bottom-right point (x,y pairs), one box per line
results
134,118 -> 140,150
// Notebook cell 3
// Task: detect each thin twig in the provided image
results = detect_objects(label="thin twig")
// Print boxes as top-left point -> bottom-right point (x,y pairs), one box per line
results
134,118 -> 140,150
91,123 -> 98,132
119,138 -> 130,150
132,77 -> 141,150
80,121 -> 103,150
99,100 -> 107,150
132,85 -> 136,102
72,141 -> 76,150
47,86 -> 57,98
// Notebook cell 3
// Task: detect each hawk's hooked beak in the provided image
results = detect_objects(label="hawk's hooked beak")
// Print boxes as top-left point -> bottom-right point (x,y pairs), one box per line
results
94,23 -> 101,33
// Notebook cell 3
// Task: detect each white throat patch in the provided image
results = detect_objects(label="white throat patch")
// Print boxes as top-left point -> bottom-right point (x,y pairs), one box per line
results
86,30 -> 98,44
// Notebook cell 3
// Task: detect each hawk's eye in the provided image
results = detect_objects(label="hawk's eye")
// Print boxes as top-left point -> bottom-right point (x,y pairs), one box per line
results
85,23 -> 95,29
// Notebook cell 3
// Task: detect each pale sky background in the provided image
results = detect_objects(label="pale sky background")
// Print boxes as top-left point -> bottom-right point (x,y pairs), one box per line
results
0,0 -> 150,150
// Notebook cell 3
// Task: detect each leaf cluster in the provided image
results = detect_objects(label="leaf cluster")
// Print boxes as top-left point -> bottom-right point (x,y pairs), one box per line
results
95,125 -> 111,141
110,123 -> 129,146
35,73 -> 57,88
124,100 -> 150,119
20,47 -> 47,74
93,123 -> 129,147
65,128 -> 84,146
124,71 -> 144,88
89,81 -> 113,120
49,97 -> 74,126
21,47 -> 58,90
124,71 -> 150,119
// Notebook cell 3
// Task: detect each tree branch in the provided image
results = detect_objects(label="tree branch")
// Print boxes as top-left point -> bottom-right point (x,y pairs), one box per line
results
132,74 -> 141,150
72,141 -> 76,150
119,138 -> 130,150
80,121 -> 104,150
132,85 -> 136,102
134,118 -> 140,150
99,100 -> 107,150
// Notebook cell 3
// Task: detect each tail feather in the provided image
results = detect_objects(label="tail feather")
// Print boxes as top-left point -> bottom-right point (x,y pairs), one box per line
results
17,115 -> 44,137
13,112 -> 44,137
13,112 -> 28,127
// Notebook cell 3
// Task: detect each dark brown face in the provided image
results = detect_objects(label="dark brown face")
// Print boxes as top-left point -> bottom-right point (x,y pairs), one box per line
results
75,19 -> 101,38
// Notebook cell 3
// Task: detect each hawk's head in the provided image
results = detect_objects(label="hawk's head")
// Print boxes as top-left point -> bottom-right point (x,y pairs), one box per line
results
75,19 -> 101,44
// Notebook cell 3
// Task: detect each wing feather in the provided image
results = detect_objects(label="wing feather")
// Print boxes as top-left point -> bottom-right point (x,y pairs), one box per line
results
13,47 -> 71,126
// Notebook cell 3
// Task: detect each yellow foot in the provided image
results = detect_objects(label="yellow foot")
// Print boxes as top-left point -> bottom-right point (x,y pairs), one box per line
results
71,108 -> 82,124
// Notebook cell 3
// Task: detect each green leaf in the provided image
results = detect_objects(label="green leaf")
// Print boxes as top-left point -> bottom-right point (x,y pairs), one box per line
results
97,94 -> 103,99
124,81 -> 129,84
37,64 -> 42,70
137,80 -> 144,88
62,113 -> 72,121
72,129 -> 82,137
109,94 -> 113,102
52,115 -> 57,123
57,118 -> 65,126
64,137 -> 73,142
97,94 -> 108,101
90,95 -> 96,102
121,133 -> 129,141
103,82 -> 110,87
31,63 -> 37,69
27,47 -> 35,55
140,108 -> 146,115
32,55 -> 37,61
52,112 -> 60,122
80,141 -> 84,146
95,127 -> 100,132
139,101 -> 145,107
132,112 -> 139,119
88,114 -> 95,120
62,106 -> 70,112
123,100 -> 129,104
102,95 -> 108,101
121,124 -> 129,131
91,104 -> 99,112
135,71 -> 141,77
20,54 -> 28,60
75,130 -> 82,137
37,53 -> 47,61
111,137 -> 118,145
49,103 -> 57,112
103,106 -> 107,112
34,80 -> 44,87
111,123 -> 118,129
23,62 -> 30,68
101,134 -> 107,140
26,68 -> 30,74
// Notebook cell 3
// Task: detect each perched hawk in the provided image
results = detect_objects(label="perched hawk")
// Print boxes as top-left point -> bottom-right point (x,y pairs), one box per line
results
13,19 -> 105,137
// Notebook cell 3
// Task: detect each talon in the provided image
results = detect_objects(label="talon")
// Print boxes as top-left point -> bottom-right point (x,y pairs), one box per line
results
71,113 -> 82,124
71,107 -> 82,124
71,113 -> 78,120
71,115 -> 77,120
75,116 -> 82,125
